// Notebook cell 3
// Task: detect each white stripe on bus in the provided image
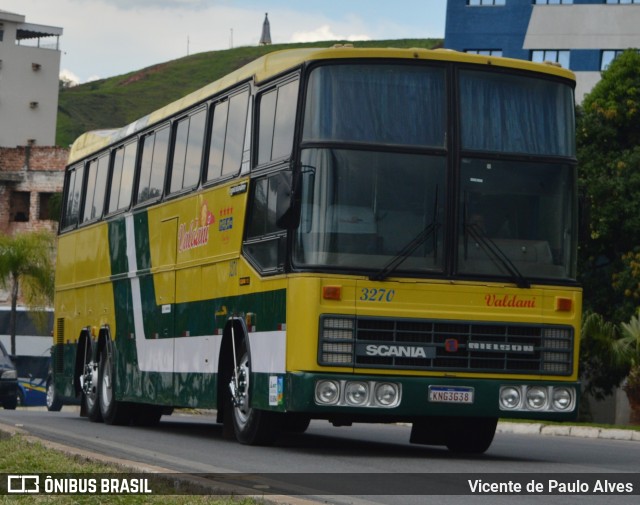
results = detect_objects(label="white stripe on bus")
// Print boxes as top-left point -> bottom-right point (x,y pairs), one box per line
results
124,214 -> 286,374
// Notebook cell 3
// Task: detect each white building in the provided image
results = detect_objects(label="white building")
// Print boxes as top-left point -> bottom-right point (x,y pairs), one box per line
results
0,10 -> 63,147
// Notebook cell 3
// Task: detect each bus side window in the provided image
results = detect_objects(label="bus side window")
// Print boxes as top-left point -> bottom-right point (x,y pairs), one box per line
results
243,173 -> 291,273
206,89 -> 250,183
138,125 -> 170,204
62,163 -> 84,229
170,107 -> 207,194
108,141 -> 137,213
82,154 -> 109,222
256,78 -> 299,167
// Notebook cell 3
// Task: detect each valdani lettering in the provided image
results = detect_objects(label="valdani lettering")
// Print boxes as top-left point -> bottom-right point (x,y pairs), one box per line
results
485,294 -> 536,309
178,201 -> 213,252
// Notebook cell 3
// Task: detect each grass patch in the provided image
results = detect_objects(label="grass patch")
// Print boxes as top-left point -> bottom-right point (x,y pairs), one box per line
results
0,432 -> 263,504
57,38 -> 442,147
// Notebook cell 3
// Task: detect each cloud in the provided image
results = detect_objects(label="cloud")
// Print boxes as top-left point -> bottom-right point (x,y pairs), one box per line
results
59,68 -> 80,86
290,25 -> 371,43
74,0 -> 216,10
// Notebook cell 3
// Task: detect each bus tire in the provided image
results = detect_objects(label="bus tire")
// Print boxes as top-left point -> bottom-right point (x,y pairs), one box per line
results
445,417 -> 497,454
230,340 -> 280,445
98,351 -> 131,425
83,359 -> 102,422
46,377 -> 63,412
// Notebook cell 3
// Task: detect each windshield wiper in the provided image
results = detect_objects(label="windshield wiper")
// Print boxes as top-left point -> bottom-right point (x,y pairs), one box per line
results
371,186 -> 440,282
465,223 -> 530,289
369,221 -> 437,282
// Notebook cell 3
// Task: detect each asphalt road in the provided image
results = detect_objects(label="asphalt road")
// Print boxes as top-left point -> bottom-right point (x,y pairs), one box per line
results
1,408 -> 639,505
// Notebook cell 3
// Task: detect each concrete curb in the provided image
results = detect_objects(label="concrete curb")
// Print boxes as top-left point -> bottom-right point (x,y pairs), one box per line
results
497,421 -> 640,442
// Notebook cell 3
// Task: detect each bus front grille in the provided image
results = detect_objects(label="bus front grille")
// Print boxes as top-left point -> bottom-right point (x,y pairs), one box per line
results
318,316 -> 573,376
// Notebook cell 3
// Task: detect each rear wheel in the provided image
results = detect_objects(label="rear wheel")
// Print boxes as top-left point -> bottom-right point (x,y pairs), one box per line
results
82,359 -> 102,422
229,339 -> 280,445
98,351 -> 131,425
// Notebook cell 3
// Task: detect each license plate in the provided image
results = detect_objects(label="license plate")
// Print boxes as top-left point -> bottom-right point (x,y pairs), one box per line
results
428,386 -> 474,404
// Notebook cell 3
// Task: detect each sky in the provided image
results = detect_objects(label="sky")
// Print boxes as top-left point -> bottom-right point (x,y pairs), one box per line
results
1,0 -> 446,84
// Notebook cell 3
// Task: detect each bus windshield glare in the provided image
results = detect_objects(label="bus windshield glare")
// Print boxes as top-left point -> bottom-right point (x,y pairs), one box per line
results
294,64 -> 577,282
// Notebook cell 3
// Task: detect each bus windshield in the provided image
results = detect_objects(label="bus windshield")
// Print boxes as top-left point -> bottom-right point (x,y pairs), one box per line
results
294,63 -> 577,282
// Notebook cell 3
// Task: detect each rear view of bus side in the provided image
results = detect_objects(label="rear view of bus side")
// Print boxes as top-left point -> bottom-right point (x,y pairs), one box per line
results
52,46 -> 580,453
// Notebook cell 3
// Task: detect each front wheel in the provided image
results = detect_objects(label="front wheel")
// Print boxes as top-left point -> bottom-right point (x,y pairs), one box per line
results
228,344 -> 280,445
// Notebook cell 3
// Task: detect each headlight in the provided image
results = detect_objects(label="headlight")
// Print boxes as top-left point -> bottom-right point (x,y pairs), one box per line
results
500,385 -> 575,412
345,382 -> 368,406
314,380 -> 401,408
1,369 -> 17,380
552,387 -> 573,411
499,386 -> 521,410
315,380 -> 340,405
374,383 -> 399,407
526,387 -> 548,410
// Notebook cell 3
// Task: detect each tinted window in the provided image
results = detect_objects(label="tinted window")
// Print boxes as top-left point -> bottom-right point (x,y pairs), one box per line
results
206,90 -> 250,182
303,65 -> 445,147
258,79 -> 299,166
459,70 -> 575,156
138,125 -> 169,203
82,154 -> 109,222
63,164 -> 84,228
108,142 -> 137,213
223,91 -> 249,176
272,80 -> 299,160
170,107 -> 206,193
258,90 -> 277,165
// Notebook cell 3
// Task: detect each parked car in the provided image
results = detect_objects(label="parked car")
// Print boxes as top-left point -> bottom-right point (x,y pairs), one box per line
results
12,355 -> 50,408
0,341 -> 17,410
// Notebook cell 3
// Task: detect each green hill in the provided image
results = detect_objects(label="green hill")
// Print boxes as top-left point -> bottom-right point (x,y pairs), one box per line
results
56,39 -> 442,147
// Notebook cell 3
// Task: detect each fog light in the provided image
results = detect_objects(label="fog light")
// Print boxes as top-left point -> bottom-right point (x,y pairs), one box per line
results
374,383 -> 398,406
315,380 -> 340,405
552,387 -> 573,411
500,386 -> 521,410
345,381 -> 368,406
526,387 -> 547,410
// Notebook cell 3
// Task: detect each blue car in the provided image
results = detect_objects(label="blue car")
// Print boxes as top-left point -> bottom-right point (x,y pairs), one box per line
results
12,356 -> 50,407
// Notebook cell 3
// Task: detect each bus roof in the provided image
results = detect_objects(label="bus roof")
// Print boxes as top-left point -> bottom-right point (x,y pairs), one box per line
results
66,46 -> 576,165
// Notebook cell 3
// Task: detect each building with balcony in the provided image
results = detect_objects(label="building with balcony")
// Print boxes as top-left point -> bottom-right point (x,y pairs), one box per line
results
444,0 -> 640,101
0,9 -> 63,147
0,11 -> 66,235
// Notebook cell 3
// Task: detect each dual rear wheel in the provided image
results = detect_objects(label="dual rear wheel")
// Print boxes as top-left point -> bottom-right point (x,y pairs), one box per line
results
82,350 -> 162,426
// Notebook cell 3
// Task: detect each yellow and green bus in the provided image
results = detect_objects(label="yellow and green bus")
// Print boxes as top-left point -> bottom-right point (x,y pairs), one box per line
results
52,46 -> 580,453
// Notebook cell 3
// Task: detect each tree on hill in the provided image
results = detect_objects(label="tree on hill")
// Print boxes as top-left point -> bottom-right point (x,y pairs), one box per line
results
0,231 -> 55,355
578,49 -> 640,322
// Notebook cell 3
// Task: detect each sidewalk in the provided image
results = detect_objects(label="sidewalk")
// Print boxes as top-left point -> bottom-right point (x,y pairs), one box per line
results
497,421 -> 640,442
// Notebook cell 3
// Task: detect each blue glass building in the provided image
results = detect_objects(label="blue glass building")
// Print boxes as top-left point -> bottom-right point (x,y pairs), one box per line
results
444,0 -> 640,100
